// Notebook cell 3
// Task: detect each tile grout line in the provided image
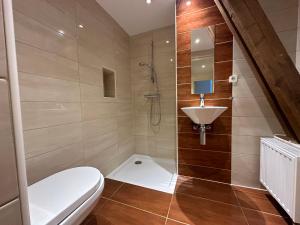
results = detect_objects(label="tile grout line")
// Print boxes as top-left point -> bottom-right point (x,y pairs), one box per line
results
164,193 -> 174,225
102,196 -> 168,219
176,192 -> 241,208
233,189 -> 250,225
232,188 -> 290,218
110,182 -> 125,198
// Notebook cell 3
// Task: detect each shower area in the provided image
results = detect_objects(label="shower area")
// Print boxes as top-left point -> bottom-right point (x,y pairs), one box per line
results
11,0 -> 177,196
107,26 -> 177,193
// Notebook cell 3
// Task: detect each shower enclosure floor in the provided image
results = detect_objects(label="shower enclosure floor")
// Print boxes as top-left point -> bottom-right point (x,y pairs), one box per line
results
107,154 -> 177,193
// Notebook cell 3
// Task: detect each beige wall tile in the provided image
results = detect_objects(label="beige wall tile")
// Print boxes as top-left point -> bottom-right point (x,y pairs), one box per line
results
232,135 -> 261,155
21,102 -> 81,130
232,116 -> 284,136
232,97 -> 276,118
20,73 -> 80,102
14,11 -> 77,60
0,199 -> 22,225
83,131 -> 118,161
266,7 -> 298,32
46,0 -> 76,21
232,59 -> 254,78
82,117 -> 117,140
81,102 -> 118,121
233,77 -> 264,98
231,154 -> 262,188
80,83 -> 103,102
24,123 -> 82,158
26,142 -> 84,184
13,0 -> 76,38
0,80 -> 19,206
79,64 -> 102,86
16,42 -> 79,81
258,0 -> 298,14
84,144 -> 119,175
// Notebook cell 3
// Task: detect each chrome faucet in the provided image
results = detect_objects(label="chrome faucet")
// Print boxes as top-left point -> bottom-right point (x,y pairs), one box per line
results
200,94 -> 205,107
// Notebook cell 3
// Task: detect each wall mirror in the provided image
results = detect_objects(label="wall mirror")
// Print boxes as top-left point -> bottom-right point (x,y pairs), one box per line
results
191,26 -> 215,94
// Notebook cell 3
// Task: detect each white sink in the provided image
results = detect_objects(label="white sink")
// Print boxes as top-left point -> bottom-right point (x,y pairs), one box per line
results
181,106 -> 228,124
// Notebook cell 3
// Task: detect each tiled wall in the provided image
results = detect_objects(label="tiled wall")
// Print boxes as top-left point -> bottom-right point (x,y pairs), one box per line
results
231,0 -> 297,188
130,26 -> 176,160
13,0 -> 134,184
176,0 -> 233,183
0,0 -> 22,223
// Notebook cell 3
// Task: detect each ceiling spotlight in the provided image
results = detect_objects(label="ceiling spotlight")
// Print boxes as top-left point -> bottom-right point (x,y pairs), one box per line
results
58,30 -> 65,36
194,38 -> 200,44
166,40 -> 170,44
186,1 -> 191,6
170,58 -> 174,62
146,0 -> 151,4
201,65 -> 206,68
78,24 -> 84,28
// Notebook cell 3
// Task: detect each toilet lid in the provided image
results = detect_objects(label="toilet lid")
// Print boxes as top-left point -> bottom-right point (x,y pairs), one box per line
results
28,167 -> 102,225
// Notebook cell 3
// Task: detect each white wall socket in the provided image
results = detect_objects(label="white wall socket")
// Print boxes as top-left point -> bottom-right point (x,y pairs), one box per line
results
229,74 -> 238,85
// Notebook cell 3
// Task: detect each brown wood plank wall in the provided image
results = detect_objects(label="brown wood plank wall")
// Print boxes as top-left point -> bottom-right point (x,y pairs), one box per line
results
176,0 -> 233,183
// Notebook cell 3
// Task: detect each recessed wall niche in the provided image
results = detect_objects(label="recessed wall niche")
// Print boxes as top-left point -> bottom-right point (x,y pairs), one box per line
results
103,67 -> 116,98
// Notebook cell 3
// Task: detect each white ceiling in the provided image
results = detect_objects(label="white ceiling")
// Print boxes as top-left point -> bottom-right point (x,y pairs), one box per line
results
96,0 -> 175,36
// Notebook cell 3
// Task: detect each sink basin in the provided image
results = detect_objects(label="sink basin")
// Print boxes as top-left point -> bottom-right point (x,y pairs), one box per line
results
181,106 -> 228,124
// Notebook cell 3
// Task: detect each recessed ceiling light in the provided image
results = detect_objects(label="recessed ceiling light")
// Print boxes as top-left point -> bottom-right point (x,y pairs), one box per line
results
201,65 -> 206,68
170,58 -> 174,62
194,38 -> 200,44
58,30 -> 65,36
78,24 -> 84,28
166,40 -> 170,44
146,0 -> 151,4
186,1 -> 191,6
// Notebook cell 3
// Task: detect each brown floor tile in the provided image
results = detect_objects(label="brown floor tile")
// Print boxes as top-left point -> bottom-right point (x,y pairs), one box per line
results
96,199 -> 166,225
91,198 -> 107,214
243,209 -> 294,225
176,176 -> 238,205
168,193 -> 248,225
80,214 -> 98,225
102,178 -> 123,198
111,183 -> 172,216
234,188 -> 287,216
166,219 -> 188,225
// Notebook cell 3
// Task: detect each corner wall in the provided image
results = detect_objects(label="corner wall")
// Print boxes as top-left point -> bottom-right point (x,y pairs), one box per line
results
231,0 -> 297,188
13,0 -> 134,184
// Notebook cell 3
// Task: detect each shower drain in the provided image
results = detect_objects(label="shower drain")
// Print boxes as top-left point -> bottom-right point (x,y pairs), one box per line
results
134,160 -> 142,165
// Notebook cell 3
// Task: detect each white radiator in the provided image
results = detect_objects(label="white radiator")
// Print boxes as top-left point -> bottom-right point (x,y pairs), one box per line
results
260,137 -> 300,223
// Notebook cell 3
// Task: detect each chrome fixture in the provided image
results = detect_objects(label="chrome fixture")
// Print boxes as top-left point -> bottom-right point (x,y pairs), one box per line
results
200,124 -> 206,145
200,93 -> 205,107
138,41 -> 161,128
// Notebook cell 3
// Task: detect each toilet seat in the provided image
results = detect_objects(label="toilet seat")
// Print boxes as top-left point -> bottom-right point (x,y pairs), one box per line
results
28,167 -> 104,225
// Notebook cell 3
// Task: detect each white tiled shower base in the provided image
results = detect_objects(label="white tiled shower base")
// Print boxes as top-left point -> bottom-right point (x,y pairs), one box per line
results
107,154 -> 178,193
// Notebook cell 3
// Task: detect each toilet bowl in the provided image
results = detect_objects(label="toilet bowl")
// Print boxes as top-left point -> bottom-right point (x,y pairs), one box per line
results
28,167 -> 104,225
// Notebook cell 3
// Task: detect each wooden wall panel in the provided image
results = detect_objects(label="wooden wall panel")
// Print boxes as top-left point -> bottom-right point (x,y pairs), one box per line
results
176,0 -> 233,183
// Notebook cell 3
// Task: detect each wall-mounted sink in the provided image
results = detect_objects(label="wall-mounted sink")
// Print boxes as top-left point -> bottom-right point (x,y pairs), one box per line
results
181,106 -> 228,124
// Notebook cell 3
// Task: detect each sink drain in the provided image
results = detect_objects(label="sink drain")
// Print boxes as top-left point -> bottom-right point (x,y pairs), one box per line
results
134,160 -> 142,165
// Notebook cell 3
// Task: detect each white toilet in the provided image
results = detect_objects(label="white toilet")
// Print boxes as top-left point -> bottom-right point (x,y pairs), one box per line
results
28,167 -> 104,225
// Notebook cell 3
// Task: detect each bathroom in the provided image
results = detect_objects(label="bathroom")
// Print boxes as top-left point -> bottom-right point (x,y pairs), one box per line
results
0,0 -> 300,224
